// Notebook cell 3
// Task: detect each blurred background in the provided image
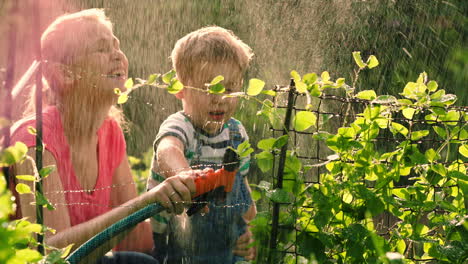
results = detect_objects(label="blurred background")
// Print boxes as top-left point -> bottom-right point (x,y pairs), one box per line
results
1,0 -> 467,163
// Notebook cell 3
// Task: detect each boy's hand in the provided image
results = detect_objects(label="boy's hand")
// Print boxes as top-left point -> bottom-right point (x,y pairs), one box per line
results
233,227 -> 256,260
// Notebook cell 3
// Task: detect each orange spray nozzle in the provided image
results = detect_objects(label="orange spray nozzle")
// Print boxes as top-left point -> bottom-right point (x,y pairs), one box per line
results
187,149 -> 240,216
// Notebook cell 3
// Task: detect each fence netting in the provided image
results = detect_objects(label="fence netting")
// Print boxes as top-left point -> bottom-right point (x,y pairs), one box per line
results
263,80 -> 467,263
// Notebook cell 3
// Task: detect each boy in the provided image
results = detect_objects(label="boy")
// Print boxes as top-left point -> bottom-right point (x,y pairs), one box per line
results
147,26 -> 256,263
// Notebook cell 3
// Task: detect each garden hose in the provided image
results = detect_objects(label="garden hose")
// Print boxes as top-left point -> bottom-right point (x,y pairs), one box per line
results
66,149 -> 240,264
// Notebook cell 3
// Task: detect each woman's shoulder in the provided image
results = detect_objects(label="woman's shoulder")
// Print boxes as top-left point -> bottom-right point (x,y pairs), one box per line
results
10,106 -> 62,147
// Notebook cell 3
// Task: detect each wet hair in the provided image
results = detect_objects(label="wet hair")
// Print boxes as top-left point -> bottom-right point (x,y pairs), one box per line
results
171,26 -> 254,87
41,8 -> 113,64
22,9 -> 124,125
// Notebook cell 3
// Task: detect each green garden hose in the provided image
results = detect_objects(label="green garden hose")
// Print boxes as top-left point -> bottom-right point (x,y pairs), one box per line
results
66,203 -> 164,264
66,149 -> 240,264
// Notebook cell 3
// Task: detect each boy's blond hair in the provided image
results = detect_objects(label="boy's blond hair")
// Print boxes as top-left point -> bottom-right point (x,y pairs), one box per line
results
171,26 -> 253,86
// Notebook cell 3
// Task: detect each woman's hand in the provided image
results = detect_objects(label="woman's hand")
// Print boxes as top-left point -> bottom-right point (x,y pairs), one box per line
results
233,226 -> 256,260
149,172 -> 196,214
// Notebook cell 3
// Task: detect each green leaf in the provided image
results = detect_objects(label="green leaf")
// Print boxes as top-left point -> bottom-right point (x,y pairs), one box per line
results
303,73 -> 317,85
309,84 -> 322,97
162,70 -> 176,84
16,175 -> 36,181
402,107 -> 416,119
267,188 -> 293,203
36,191 -> 55,210
261,90 -> 276,96
124,78 -> 134,89
295,81 -> 307,93
391,122 -> 408,136
210,75 -> 224,85
427,81 -> 438,92
425,148 -> 439,163
208,83 -> 225,94
257,138 -> 277,151
417,72 -> 428,84
16,183 -> 31,194
352,51 -> 366,68
459,145 -> 468,158
440,94 -> 457,105
117,94 -> 128,104
273,135 -> 289,149
147,74 -> 159,85
16,248 -> 43,262
290,70 -> 301,82
321,71 -> 330,82
448,171 -> 468,181
251,189 -> 262,201
0,141 -> 28,166
367,55 -> 379,69
440,110 -> 460,126
257,181 -> 272,192
411,130 -> 429,141
247,78 -> 265,96
356,90 -> 377,100
294,111 -> 317,131
255,151 -> 274,173
61,243 -> 74,258
373,95 -> 397,104
39,165 -> 55,179
27,126 -> 37,135
335,77 -> 345,87
401,82 -> 427,100
167,79 -> 184,94
114,88 -> 122,95
236,140 -> 253,158
433,126 -> 446,138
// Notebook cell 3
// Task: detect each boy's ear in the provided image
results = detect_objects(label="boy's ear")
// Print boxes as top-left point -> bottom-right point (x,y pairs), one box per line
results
175,89 -> 185,99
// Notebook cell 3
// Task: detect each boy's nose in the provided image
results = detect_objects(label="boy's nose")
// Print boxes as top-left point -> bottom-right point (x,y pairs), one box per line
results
209,93 -> 223,104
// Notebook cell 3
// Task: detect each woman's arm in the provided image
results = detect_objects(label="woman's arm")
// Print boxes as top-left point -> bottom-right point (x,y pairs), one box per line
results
12,148 -> 195,255
111,155 -> 153,253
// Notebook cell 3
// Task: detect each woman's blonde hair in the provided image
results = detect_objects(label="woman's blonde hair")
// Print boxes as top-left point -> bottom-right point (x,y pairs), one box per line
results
22,9 -> 124,125
171,26 -> 254,86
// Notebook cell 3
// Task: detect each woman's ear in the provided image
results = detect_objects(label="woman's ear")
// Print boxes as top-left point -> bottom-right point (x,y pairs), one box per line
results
44,62 -> 76,87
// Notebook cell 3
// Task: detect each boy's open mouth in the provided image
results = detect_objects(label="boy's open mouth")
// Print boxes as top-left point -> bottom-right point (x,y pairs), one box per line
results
209,111 -> 225,121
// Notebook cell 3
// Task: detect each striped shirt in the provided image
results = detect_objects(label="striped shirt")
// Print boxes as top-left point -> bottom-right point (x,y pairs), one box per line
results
147,111 -> 250,233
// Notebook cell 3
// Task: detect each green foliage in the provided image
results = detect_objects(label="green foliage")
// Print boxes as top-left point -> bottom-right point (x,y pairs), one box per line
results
247,54 -> 467,263
0,142 -> 68,263
114,50 -> 467,263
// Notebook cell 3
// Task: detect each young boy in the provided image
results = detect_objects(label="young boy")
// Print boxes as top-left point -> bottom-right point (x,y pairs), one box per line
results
147,26 -> 256,263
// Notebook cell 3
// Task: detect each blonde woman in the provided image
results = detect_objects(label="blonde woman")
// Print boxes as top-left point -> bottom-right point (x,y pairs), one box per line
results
9,9 -> 194,264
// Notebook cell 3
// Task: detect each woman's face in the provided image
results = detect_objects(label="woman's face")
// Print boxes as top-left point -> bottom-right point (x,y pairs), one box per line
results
66,20 -> 129,102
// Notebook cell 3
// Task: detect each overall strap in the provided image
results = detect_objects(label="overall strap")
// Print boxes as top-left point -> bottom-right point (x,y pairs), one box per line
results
227,119 -> 243,149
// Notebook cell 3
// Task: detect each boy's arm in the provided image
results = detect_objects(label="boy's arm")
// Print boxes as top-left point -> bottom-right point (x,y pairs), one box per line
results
155,136 -> 190,177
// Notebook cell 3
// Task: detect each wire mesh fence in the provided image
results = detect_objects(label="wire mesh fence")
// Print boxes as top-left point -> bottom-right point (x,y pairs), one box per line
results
263,80 -> 468,263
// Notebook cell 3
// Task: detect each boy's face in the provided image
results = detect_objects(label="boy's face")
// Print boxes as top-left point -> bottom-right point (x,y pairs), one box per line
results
178,62 -> 243,134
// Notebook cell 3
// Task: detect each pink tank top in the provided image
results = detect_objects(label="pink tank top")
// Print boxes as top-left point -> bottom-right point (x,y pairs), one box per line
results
10,106 -> 126,226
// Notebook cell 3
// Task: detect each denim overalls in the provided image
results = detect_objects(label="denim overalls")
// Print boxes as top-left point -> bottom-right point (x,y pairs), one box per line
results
153,119 -> 252,264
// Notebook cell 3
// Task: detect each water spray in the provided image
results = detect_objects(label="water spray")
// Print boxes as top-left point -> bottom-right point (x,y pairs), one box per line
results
66,148 -> 240,264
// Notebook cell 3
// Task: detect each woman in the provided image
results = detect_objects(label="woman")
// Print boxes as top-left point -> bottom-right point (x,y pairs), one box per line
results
9,9 -> 194,264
